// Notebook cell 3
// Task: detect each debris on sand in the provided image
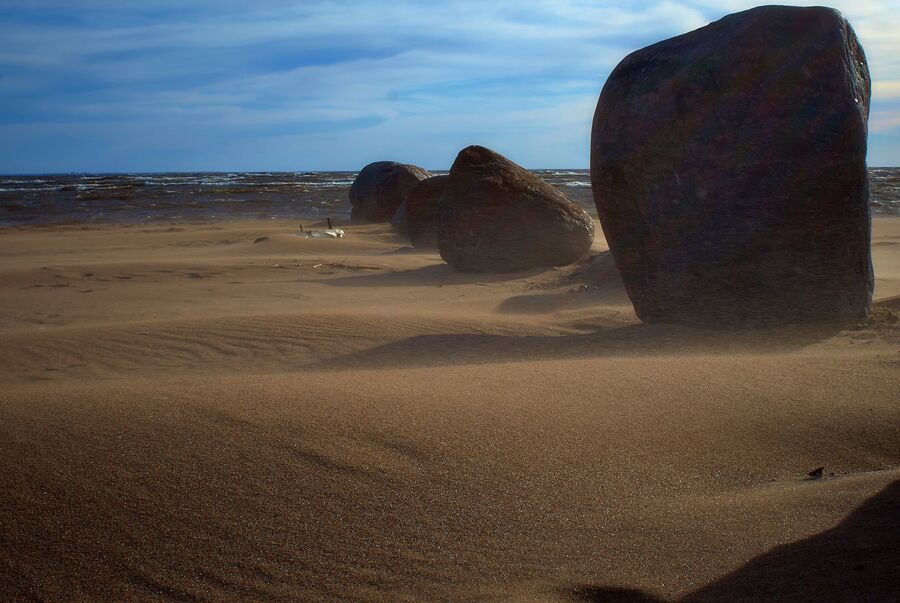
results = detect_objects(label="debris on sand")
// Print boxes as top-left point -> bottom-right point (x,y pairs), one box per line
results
302,228 -> 344,239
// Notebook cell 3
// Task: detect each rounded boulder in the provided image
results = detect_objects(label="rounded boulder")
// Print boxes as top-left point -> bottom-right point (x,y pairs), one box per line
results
349,162 -> 431,223
590,6 -> 872,325
405,175 -> 449,248
437,146 -> 594,273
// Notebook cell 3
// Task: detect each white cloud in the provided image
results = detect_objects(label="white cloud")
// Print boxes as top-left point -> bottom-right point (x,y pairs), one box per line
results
870,109 -> 900,134
873,81 -> 900,101
1,0 -> 899,170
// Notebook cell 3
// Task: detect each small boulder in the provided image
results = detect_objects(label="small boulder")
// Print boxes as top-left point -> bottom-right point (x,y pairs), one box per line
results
438,146 -> 594,272
405,175 -> 449,248
390,200 -> 410,237
349,162 -> 431,223
590,5 -> 872,325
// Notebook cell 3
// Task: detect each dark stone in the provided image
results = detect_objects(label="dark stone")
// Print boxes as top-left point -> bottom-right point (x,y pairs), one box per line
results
438,146 -> 594,272
349,162 -> 431,223
590,5 -> 872,325
405,175 -> 449,248
390,200 -> 410,237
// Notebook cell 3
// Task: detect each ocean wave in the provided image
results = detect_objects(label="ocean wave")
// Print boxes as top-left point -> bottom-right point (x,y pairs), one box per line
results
546,170 -> 589,176
2,169 -> 898,226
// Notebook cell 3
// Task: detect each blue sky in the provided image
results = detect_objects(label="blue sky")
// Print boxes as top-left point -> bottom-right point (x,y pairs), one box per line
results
1,0 -> 898,173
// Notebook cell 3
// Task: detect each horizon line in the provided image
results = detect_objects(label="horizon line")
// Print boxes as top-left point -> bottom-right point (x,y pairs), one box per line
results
3,166 -> 900,177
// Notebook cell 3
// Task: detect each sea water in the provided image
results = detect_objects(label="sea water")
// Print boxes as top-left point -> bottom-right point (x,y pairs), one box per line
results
0,169 -> 897,226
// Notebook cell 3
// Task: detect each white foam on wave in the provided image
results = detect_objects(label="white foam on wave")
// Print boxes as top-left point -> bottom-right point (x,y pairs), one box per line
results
546,170 -> 588,176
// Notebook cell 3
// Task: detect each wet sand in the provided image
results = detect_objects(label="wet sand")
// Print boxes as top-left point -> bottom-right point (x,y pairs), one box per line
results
1,218 -> 898,601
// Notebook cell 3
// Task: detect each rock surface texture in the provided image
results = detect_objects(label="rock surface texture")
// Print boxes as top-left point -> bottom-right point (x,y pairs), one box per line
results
390,200 -> 410,237
405,175 -> 449,248
349,162 -> 431,223
590,5 -> 872,325
438,146 -> 594,272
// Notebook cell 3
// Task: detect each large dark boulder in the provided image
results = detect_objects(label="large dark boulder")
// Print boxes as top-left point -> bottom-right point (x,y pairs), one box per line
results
405,175 -> 449,248
591,5 -> 872,325
349,161 -> 431,223
438,146 -> 594,272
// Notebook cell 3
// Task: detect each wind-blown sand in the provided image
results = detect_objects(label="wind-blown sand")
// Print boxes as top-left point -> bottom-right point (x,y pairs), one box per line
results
1,218 -> 898,602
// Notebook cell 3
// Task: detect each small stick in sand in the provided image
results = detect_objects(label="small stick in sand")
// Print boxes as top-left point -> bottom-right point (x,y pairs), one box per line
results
327,218 -> 333,230
299,224 -> 304,232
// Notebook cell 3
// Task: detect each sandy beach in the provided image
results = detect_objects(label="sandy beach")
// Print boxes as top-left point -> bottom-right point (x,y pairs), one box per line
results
1,217 -> 898,601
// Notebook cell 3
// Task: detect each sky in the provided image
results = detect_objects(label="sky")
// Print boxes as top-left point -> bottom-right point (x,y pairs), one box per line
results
1,0 -> 898,173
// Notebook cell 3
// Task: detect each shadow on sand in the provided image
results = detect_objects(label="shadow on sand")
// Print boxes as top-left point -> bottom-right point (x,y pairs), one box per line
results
558,478 -> 900,602
311,320 -> 845,371
322,251 -> 620,288
492,290 -> 630,314
320,262 -> 549,287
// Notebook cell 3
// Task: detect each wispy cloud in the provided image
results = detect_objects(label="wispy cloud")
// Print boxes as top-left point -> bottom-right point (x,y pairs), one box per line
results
0,0 -> 897,171
873,82 -> 900,101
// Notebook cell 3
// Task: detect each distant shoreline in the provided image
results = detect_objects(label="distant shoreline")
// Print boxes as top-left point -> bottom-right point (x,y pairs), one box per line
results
2,169 -> 899,227
0,170 -> 598,227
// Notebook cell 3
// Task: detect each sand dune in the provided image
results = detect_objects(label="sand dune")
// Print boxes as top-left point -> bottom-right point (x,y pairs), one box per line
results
1,218 -> 898,601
